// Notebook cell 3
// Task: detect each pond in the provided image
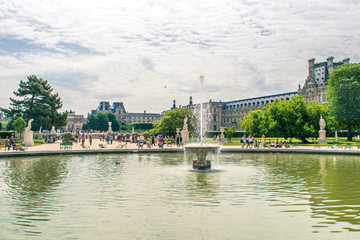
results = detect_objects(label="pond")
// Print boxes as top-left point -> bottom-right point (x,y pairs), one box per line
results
1,153 -> 360,239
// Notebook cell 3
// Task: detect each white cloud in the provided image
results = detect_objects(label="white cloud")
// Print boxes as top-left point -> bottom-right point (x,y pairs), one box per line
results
0,0 -> 359,115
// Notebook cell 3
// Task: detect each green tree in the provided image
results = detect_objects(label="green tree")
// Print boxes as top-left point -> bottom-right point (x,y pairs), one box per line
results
5,118 -> 15,131
240,96 -> 335,143
12,117 -> 26,133
326,63 -> 360,140
241,110 -> 263,136
96,113 -> 109,132
150,108 -> 192,136
224,126 -> 236,142
0,75 -> 68,130
106,113 -> 120,131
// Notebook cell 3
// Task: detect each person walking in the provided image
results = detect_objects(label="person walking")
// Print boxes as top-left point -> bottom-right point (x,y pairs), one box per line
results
89,135 -> 92,146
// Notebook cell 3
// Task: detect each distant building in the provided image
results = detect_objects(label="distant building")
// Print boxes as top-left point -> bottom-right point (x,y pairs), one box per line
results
65,111 -> 85,131
298,57 -> 350,104
91,101 -> 162,125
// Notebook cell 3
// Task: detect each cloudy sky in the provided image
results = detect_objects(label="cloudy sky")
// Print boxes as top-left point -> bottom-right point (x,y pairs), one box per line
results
1,0 -> 359,116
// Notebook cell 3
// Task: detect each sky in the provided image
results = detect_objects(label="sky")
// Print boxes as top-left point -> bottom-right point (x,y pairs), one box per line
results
0,0 -> 360,116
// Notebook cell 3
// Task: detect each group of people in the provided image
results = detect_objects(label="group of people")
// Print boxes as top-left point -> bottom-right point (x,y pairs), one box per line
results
135,135 -> 183,149
240,134 -> 290,149
0,136 -> 25,151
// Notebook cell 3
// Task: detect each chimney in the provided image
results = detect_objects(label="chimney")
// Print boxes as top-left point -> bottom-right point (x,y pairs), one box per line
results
308,58 -> 315,79
327,56 -> 334,73
343,58 -> 350,64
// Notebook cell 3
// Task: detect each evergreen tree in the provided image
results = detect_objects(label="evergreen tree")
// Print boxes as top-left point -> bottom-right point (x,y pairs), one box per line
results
0,75 -> 67,130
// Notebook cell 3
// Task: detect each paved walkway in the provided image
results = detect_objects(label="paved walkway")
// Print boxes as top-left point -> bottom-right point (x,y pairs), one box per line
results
0,139 -> 359,156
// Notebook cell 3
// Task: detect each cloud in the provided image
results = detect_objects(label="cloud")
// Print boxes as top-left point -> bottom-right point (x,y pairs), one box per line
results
0,0 -> 359,115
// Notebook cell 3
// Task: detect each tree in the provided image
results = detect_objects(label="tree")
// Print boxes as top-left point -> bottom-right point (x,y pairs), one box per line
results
240,96 -> 336,143
224,126 -> 236,142
12,117 -> 26,138
241,110 -> 263,136
106,113 -> 120,131
0,75 -> 68,131
326,63 -> 360,140
150,108 -> 193,136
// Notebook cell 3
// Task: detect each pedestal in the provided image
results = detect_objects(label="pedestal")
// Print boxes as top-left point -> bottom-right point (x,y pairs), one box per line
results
50,126 -> 56,134
181,130 -> 189,143
220,127 -> 226,144
23,131 -> 34,147
319,130 -> 327,144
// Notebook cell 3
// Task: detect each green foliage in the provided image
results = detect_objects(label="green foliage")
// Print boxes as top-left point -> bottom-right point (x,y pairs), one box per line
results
0,75 -> 68,130
241,110 -> 264,136
61,132 -> 73,143
240,96 -> 336,143
326,63 -> 360,140
5,118 -> 15,131
150,108 -> 192,136
129,123 -> 153,131
12,117 -> 26,133
82,112 -> 122,132
106,113 -> 120,131
0,131 -> 14,139
224,126 -> 236,142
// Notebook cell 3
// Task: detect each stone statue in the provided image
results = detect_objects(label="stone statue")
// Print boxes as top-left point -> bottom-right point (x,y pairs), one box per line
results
25,119 -> 33,131
319,116 -> 326,131
39,126 -> 42,133
183,117 -> 188,131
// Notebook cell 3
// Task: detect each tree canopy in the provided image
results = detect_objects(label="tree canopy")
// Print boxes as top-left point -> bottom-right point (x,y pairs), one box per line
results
150,108 -> 193,136
0,75 -> 67,131
326,63 -> 360,140
12,117 -> 26,133
82,112 -> 121,132
241,96 -> 335,143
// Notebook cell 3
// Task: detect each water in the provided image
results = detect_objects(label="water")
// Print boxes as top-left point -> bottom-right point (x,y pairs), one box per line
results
1,153 -> 360,239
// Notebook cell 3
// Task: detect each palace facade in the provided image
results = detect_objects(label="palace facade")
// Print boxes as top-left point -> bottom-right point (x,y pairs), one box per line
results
84,56 -> 351,131
90,101 -> 162,125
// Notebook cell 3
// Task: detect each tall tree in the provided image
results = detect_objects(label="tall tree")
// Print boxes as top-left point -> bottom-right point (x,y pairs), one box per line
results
150,108 -> 193,136
106,113 -> 120,131
326,63 -> 360,140
0,75 -> 68,130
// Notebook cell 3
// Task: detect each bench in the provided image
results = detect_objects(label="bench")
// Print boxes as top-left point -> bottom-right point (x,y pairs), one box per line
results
116,143 -> 127,149
81,144 -> 90,150
60,143 -> 73,150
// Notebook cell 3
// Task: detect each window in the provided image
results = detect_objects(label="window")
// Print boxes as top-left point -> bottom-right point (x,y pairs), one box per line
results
319,94 -> 321,102
213,125 -> 217,131
214,116 -> 217,121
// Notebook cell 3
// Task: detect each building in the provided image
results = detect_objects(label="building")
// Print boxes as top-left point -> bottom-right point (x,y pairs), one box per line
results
90,101 -> 162,125
298,57 -> 350,104
65,111 -> 85,131
179,92 -> 297,131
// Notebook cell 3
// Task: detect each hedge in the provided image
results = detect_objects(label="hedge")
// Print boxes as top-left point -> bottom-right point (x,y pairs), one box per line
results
0,131 -> 15,139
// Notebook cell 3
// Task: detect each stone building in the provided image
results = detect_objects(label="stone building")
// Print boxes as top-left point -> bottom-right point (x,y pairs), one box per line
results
298,57 -> 350,104
180,92 -> 297,131
90,101 -> 162,125
65,111 -> 85,131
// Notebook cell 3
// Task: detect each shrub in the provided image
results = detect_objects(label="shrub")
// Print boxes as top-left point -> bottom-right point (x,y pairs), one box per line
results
62,132 -> 73,143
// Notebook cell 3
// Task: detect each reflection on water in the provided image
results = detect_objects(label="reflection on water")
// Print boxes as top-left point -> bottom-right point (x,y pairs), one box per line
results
0,153 -> 360,239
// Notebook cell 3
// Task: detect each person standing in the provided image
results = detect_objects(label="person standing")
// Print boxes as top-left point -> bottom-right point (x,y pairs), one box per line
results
89,135 -> 92,146
4,136 -> 9,151
261,135 -> 265,148
242,134 -> 246,148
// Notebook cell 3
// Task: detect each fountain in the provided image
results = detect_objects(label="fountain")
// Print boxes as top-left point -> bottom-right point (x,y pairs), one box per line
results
184,75 -> 220,170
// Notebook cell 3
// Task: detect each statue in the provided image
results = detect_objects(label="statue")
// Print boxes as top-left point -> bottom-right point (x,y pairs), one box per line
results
318,116 -> 327,144
39,126 -> 42,133
25,119 -> 33,131
319,116 -> 326,130
183,117 -> 188,131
